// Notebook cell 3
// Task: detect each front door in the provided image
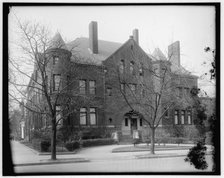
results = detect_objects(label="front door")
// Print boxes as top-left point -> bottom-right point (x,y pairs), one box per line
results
131,118 -> 137,134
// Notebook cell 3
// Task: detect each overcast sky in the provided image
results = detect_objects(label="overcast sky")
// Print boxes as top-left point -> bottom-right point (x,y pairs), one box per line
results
9,5 -> 216,96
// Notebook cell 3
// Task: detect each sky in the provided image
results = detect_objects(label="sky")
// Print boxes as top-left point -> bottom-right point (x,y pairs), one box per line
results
9,5 -> 216,97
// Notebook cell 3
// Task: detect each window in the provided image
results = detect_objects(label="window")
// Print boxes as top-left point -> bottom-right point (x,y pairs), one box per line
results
79,80 -> 86,94
140,88 -> 145,97
56,105 -> 62,125
80,108 -> 87,125
130,61 -> 134,74
179,87 -> 183,98
107,87 -> 112,96
174,110 -> 178,125
109,118 -> 112,124
53,74 -> 61,91
129,84 -> 136,94
53,56 -> 59,65
90,108 -> 96,125
89,80 -> 96,94
164,108 -> 168,117
181,110 -> 185,125
119,60 -> 125,74
125,118 -> 128,126
187,110 -> 192,124
185,88 -> 190,96
120,83 -> 125,93
140,118 -> 143,126
139,65 -> 143,76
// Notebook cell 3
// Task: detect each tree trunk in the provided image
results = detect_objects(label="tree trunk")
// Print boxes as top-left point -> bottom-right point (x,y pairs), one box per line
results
151,127 -> 155,154
51,118 -> 57,160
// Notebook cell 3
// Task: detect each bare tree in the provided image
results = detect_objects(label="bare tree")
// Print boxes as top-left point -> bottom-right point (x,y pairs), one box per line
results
9,17 -> 104,160
105,46 -> 196,154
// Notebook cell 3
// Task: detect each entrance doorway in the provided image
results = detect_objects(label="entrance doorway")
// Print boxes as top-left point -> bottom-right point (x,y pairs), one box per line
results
131,118 -> 137,134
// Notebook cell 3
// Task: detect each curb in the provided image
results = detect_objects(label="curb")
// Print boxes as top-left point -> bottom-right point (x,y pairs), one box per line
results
135,152 -> 213,159
38,151 -> 77,156
112,147 -> 192,153
19,142 -> 78,156
14,158 -> 90,167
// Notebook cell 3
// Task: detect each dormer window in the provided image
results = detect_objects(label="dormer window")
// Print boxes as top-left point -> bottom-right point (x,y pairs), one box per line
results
53,56 -> 59,65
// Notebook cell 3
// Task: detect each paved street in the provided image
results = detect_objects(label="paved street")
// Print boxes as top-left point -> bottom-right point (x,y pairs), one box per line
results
11,141 -> 214,173
15,155 -> 213,173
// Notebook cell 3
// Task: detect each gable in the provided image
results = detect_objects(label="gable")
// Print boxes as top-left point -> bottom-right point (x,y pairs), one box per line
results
66,37 -> 122,65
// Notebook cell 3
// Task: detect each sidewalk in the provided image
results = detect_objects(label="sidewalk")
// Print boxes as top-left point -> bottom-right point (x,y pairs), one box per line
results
11,141 -> 213,166
10,141 -> 89,166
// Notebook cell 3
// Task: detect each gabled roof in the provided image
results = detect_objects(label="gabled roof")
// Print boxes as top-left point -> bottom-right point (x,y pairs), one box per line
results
150,47 -> 192,75
171,64 -> 192,75
49,33 -> 68,50
66,37 -> 122,65
152,48 -> 167,61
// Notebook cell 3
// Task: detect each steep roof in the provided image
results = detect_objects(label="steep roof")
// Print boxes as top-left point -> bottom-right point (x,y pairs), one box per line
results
152,48 -> 167,61
49,32 -> 68,50
150,47 -> 192,75
66,37 -> 122,65
54,33 -> 194,76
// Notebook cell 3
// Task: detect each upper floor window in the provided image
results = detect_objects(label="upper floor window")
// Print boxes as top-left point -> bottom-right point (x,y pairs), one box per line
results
53,56 -> 59,65
80,108 -> 87,125
89,80 -> 96,95
140,87 -> 145,97
187,110 -> 192,124
174,110 -> 178,125
177,87 -> 183,98
79,80 -> 86,94
119,60 -> 125,74
90,108 -> 96,125
181,110 -> 185,124
130,61 -> 134,74
53,74 -> 61,91
107,87 -> 112,96
139,65 -> 143,76
164,108 -> 168,117
129,84 -> 137,94
120,83 -> 125,93
185,88 -> 190,96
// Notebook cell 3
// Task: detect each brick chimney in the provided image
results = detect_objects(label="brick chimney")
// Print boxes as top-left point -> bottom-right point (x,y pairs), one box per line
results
89,21 -> 98,54
133,29 -> 139,45
168,41 -> 180,67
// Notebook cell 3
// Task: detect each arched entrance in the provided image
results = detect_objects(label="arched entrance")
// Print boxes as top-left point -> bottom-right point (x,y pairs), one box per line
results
122,110 -> 143,136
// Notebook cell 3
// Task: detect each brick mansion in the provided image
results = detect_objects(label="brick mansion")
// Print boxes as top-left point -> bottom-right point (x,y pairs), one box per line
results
23,21 -> 200,141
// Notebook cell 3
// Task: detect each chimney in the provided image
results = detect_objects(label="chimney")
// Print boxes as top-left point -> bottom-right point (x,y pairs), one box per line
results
133,29 -> 139,45
168,41 -> 180,67
89,21 -> 98,54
